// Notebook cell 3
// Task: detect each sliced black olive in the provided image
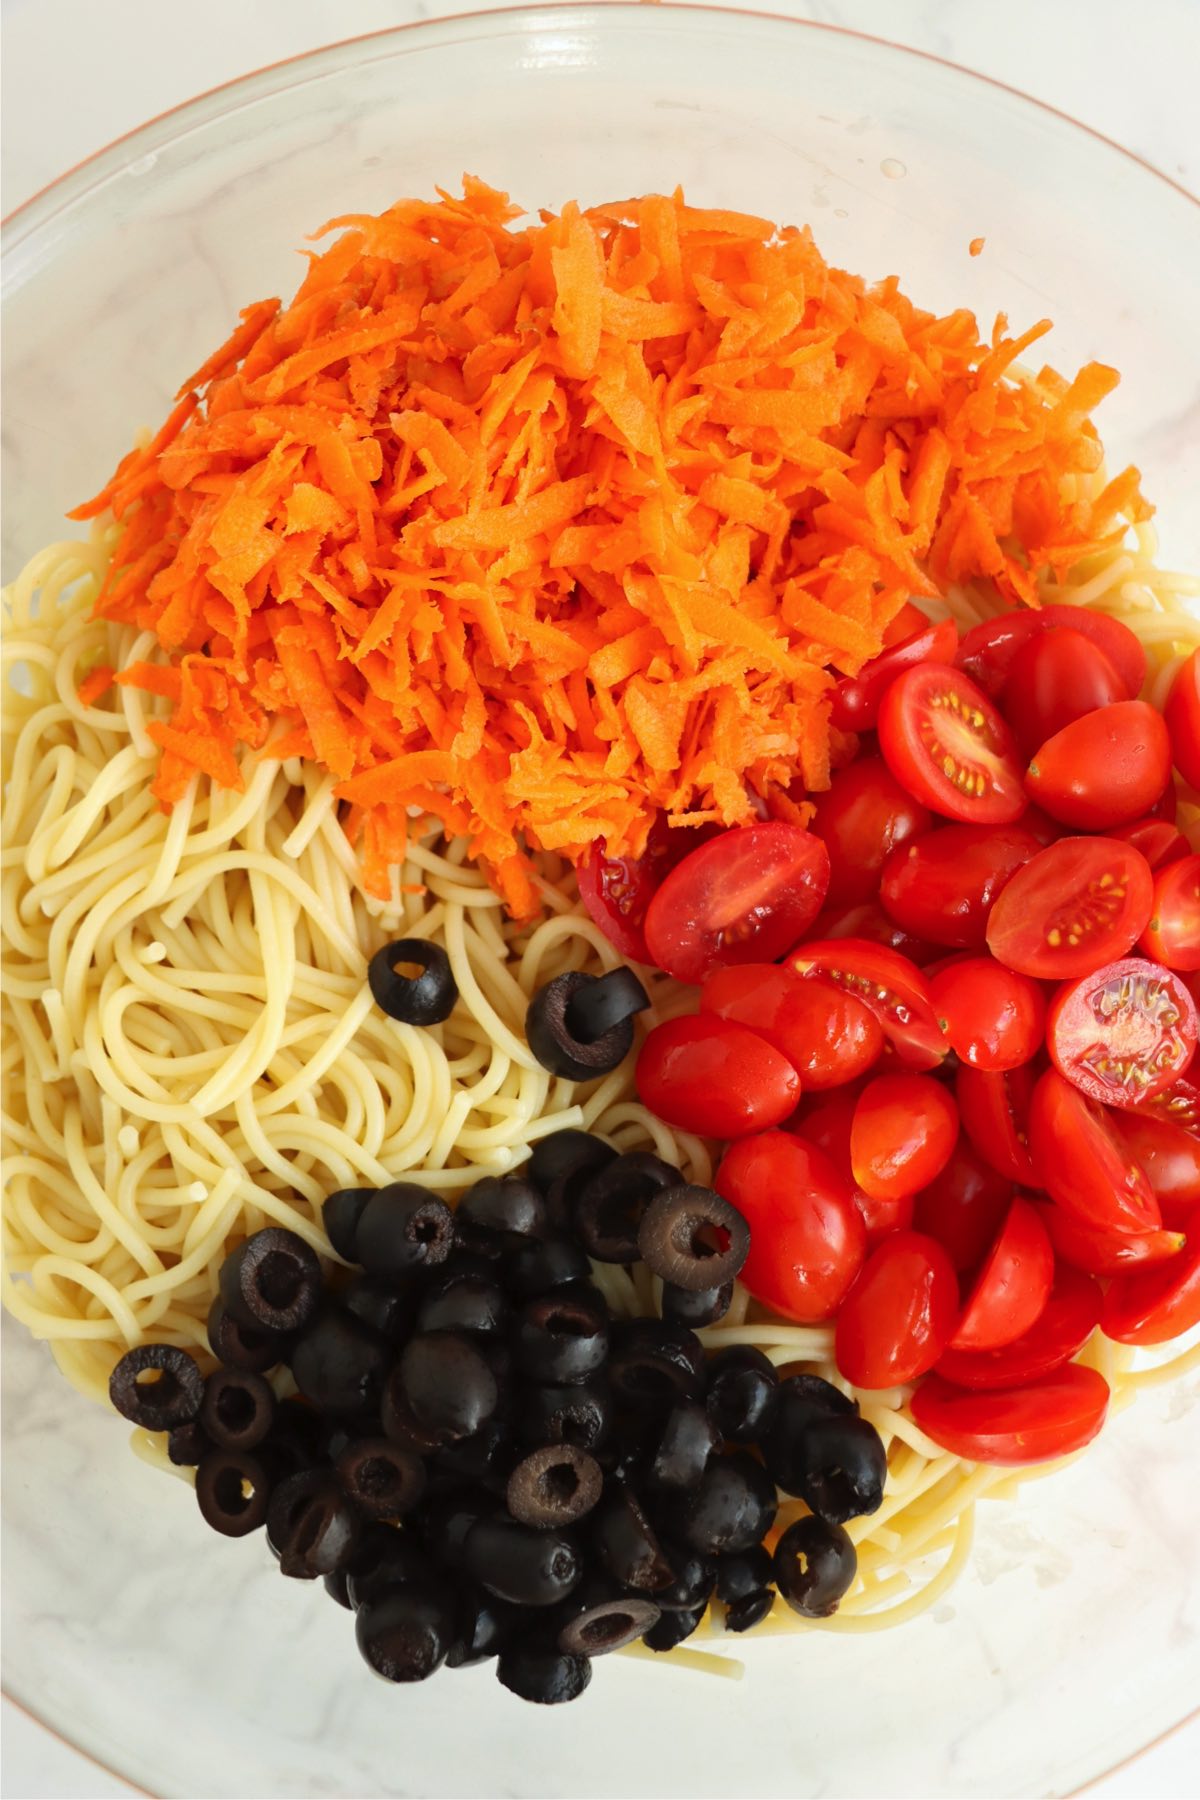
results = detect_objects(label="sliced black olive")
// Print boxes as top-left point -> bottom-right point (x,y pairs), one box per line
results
367,938 -> 458,1026
646,1400 -> 718,1493
574,1151 -> 678,1264
341,1274 -> 414,1344
497,1641 -> 592,1704
773,1515 -> 858,1618
446,1587 -> 519,1667
564,967 -> 650,1042
661,1281 -> 733,1329
415,1489 -> 502,1574
504,1234 -> 591,1300
794,1414 -> 887,1524
167,1420 -> 211,1466
454,1176 -> 546,1251
322,1187 -> 373,1260
288,1306 -> 392,1417
725,1589 -> 775,1633
678,1452 -> 778,1557
590,1485 -> 674,1592
463,1516 -> 582,1607
514,1288 -> 610,1385
206,1296 -> 288,1373
705,1345 -> 780,1444
219,1227 -> 322,1334
396,1331 -> 499,1443
261,1398 -> 324,1481
356,1584 -> 456,1682
715,1544 -> 773,1605
199,1367 -> 275,1451
555,1577 -> 661,1657
432,1417 -> 513,1492
762,1374 -> 857,1496
109,1343 -> 204,1431
642,1603 -> 705,1652
654,1543 -> 716,1612
345,1525 -> 430,1608
324,1567 -> 354,1610
416,1274 -> 509,1336
518,1378 -> 613,1452
354,1184 -> 454,1279
267,1469 -> 362,1578
526,972 -> 634,1080
608,1318 -> 705,1412
195,1446 -> 271,1537
507,1445 -> 604,1529
381,1371 -> 445,1457
527,1129 -> 616,1195
638,1185 -> 750,1291
337,1438 -> 427,1520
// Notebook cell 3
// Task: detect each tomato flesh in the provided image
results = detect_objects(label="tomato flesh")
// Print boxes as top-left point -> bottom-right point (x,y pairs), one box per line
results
1001,627 -> 1127,757
879,823 -> 1040,951
1107,817 -> 1190,872
911,1365 -> 1110,1465
828,617 -> 958,732
644,822 -> 829,985
1029,1068 -> 1161,1234
912,1141 -> 1014,1272
956,604 -> 1146,700
1047,955 -> 1197,1108
1140,854 -> 1200,973
1130,1074 -> 1200,1133
636,1015 -> 799,1138
715,1130 -> 867,1323
956,1062 -> 1038,1186
1108,1109 -> 1200,1227
788,938 -> 946,1068
577,815 -> 718,961
879,662 -> 1027,825
947,1196 -> 1054,1351
835,1230 -> 960,1388
934,1267 -> 1101,1390
1025,700 -> 1172,830
1164,647 -> 1200,790
1100,1230 -> 1200,1346
986,836 -> 1154,979
701,963 -> 882,1089
850,1073 -> 959,1203
810,757 -> 931,909
792,1088 -> 912,1244
930,957 -> 1045,1071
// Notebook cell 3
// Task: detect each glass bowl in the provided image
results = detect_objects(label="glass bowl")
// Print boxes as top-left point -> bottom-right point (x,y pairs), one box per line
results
2,9 -> 1198,1795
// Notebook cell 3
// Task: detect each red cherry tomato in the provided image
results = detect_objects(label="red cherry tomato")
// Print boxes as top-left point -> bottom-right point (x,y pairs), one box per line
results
986,836 -> 1155,979
912,1141 -> 1014,1272
1107,817 -> 1190,872
636,1015 -> 800,1138
715,1130 -> 867,1323
829,618 -> 959,732
1029,1068 -> 1161,1233
946,1196 -> 1054,1352
911,1365 -> 1110,1465
1109,1109 -> 1200,1227
835,1231 -> 960,1388
956,1061 -> 1039,1186
788,938 -> 946,1068
577,815 -> 719,961
1025,700 -> 1172,831
930,958 -> 1045,1071
850,1073 -> 959,1203
701,963 -> 883,1090
878,662 -> 1026,825
1140,855 -> 1200,973
1047,956 -> 1197,1108
1100,1229 -> 1200,1345
1020,802 -> 1066,846
807,900 -> 939,966
956,604 -> 1146,700
792,1087 -> 911,1243
1001,627 -> 1128,758
1039,1203 -> 1185,1276
879,823 -> 1040,951
643,823 -> 830,985
935,1266 -> 1101,1389
809,758 -> 932,909
1164,647 -> 1200,790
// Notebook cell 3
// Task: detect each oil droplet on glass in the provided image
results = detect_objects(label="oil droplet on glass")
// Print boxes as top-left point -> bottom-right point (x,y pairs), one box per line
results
127,153 -> 157,177
880,157 -> 907,180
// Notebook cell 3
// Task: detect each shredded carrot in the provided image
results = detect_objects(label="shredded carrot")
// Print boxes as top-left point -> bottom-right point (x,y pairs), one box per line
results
969,237 -> 985,257
74,182 -> 1152,910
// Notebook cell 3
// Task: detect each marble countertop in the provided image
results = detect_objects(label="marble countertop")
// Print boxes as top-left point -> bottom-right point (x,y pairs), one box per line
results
2,0 -> 1197,1794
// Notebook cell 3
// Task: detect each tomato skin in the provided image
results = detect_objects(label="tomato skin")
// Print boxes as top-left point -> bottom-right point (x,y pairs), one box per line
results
788,937 -> 947,1068
1047,956 -> 1197,1107
834,1231 -> 960,1388
1039,1202 -> 1185,1276
910,1365 -> 1110,1465
930,958 -> 1045,1071
956,1062 -> 1039,1186
828,618 -> 958,732
850,1073 -> 959,1203
1100,1229 -> 1200,1345
792,1088 -> 912,1243
808,900 -> 939,966
1029,1069 -> 1161,1234
956,605 -> 1146,701
1140,854 -> 1200,973
934,1266 -> 1101,1389
912,1141 -> 1014,1272
577,815 -> 719,961
879,824 -> 1041,951
1001,627 -> 1127,758
986,836 -> 1155,979
1107,817 -> 1190,872
946,1197 -> 1054,1351
1108,1109 -> 1200,1227
810,757 -> 932,909
1164,647 -> 1200,790
701,964 -> 883,1090
715,1130 -> 867,1323
636,1015 -> 800,1138
879,662 -> 1027,826
1025,700 -> 1172,830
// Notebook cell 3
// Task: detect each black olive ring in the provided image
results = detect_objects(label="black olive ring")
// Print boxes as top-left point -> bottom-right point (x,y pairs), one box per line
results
638,1185 -> 751,1291
368,938 -> 458,1026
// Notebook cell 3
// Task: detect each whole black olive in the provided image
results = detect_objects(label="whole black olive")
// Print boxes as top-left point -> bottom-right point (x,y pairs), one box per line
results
356,1584 -> 457,1682
513,1288 -> 610,1385
367,938 -> 458,1026
354,1184 -> 454,1279
637,1185 -> 750,1291
462,1516 -> 582,1607
773,1515 -> 858,1618
678,1452 -> 778,1557
219,1228 -> 322,1334
574,1152 -> 678,1263
762,1374 -> 857,1496
109,1344 -> 204,1431
288,1306 -> 392,1417
395,1331 -> 499,1443
706,1345 -> 780,1444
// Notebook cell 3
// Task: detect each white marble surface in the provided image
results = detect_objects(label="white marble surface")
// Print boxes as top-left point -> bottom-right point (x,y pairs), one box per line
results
2,1 -> 1199,1795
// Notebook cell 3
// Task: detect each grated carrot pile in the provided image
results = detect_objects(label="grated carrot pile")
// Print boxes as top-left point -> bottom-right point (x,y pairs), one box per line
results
74,180 -> 1151,913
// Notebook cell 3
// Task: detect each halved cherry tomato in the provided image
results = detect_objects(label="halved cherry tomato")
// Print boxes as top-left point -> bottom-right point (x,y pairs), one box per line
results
1140,854 -> 1200,973
1109,1109 -> 1200,1227
1164,647 -> 1200,790
644,823 -> 830,985
701,964 -> 883,1089
911,1365 -> 1110,1465
829,617 -> 958,732
788,938 -> 946,1068
956,604 -> 1145,700
809,758 -> 932,909
912,1140 -> 1014,1272
794,1088 -> 912,1243
879,662 -> 1026,825
946,1197 -> 1054,1351
956,1061 -> 1038,1186
850,1073 -> 959,1203
1100,1229 -> 1200,1345
1107,816 -> 1190,871
1039,1203 -> 1185,1276
1001,627 -> 1128,758
986,836 -> 1155,979
1029,1069 -> 1161,1234
934,1266 -> 1101,1389
930,958 -> 1045,1071
636,1015 -> 800,1138
835,1230 -> 959,1388
879,823 -> 1040,951
1148,780 -> 1179,822
1130,1073 -> 1200,1132
1047,956 -> 1197,1107
1025,700 -> 1172,830
577,815 -> 719,961
807,900 -> 939,966
1020,802 -> 1066,846
715,1130 -> 867,1323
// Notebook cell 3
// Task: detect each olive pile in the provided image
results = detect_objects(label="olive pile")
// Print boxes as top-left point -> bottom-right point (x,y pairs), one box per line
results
109,1130 -> 887,1703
